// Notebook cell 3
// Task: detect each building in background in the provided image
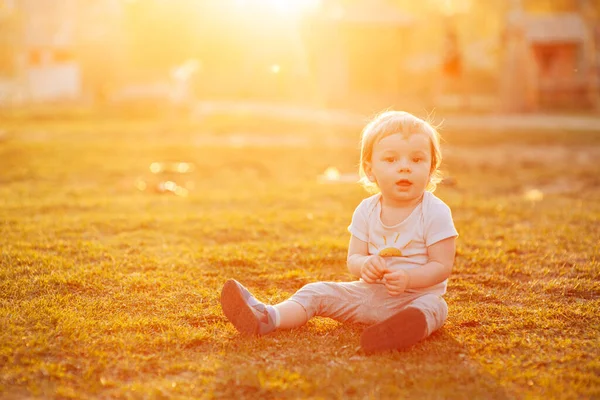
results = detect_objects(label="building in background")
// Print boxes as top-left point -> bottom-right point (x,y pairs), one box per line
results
525,12 -> 596,109
0,0 -> 598,111
16,0 -> 81,101
0,0 -> 124,103
500,0 -> 599,112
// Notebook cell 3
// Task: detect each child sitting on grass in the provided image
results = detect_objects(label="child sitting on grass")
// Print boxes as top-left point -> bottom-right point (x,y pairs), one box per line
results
220,110 -> 458,353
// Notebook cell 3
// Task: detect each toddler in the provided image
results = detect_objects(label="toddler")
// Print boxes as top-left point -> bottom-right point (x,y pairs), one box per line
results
220,110 -> 458,353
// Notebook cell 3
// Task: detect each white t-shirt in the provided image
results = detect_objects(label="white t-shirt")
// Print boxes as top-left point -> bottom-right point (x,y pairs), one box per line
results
347,191 -> 458,295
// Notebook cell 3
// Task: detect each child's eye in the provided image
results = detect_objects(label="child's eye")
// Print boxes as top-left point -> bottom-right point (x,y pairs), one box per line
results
412,157 -> 422,163
384,157 -> 396,163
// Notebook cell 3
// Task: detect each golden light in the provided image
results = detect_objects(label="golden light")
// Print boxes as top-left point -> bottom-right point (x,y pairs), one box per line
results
149,162 -> 163,174
323,167 -> 340,181
174,186 -> 189,197
270,64 -> 281,74
524,189 -> 544,203
234,0 -> 321,17
164,181 -> 177,191
271,0 -> 321,15
176,162 -> 194,173
135,179 -> 147,191
437,0 -> 472,15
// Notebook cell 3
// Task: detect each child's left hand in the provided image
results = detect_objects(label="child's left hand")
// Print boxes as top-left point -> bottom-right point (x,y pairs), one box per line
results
382,269 -> 410,296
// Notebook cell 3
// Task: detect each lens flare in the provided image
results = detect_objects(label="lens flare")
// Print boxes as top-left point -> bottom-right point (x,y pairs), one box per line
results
324,167 -> 340,181
524,189 -> 544,202
150,162 -> 162,174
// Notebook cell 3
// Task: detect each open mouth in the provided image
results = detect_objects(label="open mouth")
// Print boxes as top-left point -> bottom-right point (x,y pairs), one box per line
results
396,179 -> 412,187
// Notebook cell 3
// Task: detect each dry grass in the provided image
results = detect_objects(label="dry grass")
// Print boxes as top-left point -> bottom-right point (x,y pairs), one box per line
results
0,112 -> 599,399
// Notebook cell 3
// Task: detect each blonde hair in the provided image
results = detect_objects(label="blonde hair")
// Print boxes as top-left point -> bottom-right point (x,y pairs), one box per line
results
359,110 -> 443,193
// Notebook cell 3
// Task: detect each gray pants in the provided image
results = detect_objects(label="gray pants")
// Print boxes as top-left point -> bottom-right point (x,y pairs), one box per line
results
289,280 -> 448,337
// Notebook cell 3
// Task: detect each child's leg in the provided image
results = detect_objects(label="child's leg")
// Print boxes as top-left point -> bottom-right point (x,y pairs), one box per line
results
286,281 -> 389,325
273,300 -> 308,329
221,279 -> 382,335
360,293 -> 448,354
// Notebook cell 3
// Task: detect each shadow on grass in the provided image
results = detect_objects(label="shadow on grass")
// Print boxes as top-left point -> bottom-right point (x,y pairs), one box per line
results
210,323 -> 516,399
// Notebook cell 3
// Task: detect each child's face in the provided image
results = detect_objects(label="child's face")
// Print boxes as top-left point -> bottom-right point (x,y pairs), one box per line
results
366,133 -> 432,206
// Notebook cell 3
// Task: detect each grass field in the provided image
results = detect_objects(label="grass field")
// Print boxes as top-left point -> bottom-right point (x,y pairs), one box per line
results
1,111 -> 599,399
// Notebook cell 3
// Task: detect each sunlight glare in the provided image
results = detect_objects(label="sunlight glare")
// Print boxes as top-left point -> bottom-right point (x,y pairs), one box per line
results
524,189 -> 544,202
164,181 -> 177,191
235,0 -> 321,16
435,0 -> 472,15
135,179 -> 147,191
271,0 -> 321,15
323,167 -> 340,181
150,162 -> 163,174
174,186 -> 189,197
176,162 -> 194,173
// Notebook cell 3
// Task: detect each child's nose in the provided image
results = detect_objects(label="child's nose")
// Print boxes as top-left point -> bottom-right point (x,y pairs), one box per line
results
397,159 -> 411,172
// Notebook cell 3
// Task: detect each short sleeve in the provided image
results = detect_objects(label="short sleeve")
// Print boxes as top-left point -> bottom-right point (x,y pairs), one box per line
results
347,200 -> 369,243
424,201 -> 458,247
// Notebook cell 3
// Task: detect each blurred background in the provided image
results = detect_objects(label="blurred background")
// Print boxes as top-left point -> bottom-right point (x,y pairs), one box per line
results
0,0 -> 599,115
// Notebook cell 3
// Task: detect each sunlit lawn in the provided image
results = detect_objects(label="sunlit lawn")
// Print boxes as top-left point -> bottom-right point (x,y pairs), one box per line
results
1,112 -> 599,399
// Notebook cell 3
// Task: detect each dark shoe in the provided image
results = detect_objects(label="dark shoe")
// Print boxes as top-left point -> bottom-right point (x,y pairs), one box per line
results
220,279 -> 277,336
360,307 -> 427,354
220,279 -> 260,335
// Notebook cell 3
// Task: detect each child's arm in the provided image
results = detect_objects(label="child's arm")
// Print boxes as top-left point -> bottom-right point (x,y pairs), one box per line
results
383,237 -> 456,295
347,236 -> 386,283
407,236 -> 456,288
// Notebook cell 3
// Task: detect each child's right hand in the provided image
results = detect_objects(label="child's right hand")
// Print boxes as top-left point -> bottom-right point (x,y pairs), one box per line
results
361,255 -> 387,283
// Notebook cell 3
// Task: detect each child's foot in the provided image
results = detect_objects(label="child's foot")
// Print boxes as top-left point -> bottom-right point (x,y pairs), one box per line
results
360,307 -> 427,354
220,279 -> 278,336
